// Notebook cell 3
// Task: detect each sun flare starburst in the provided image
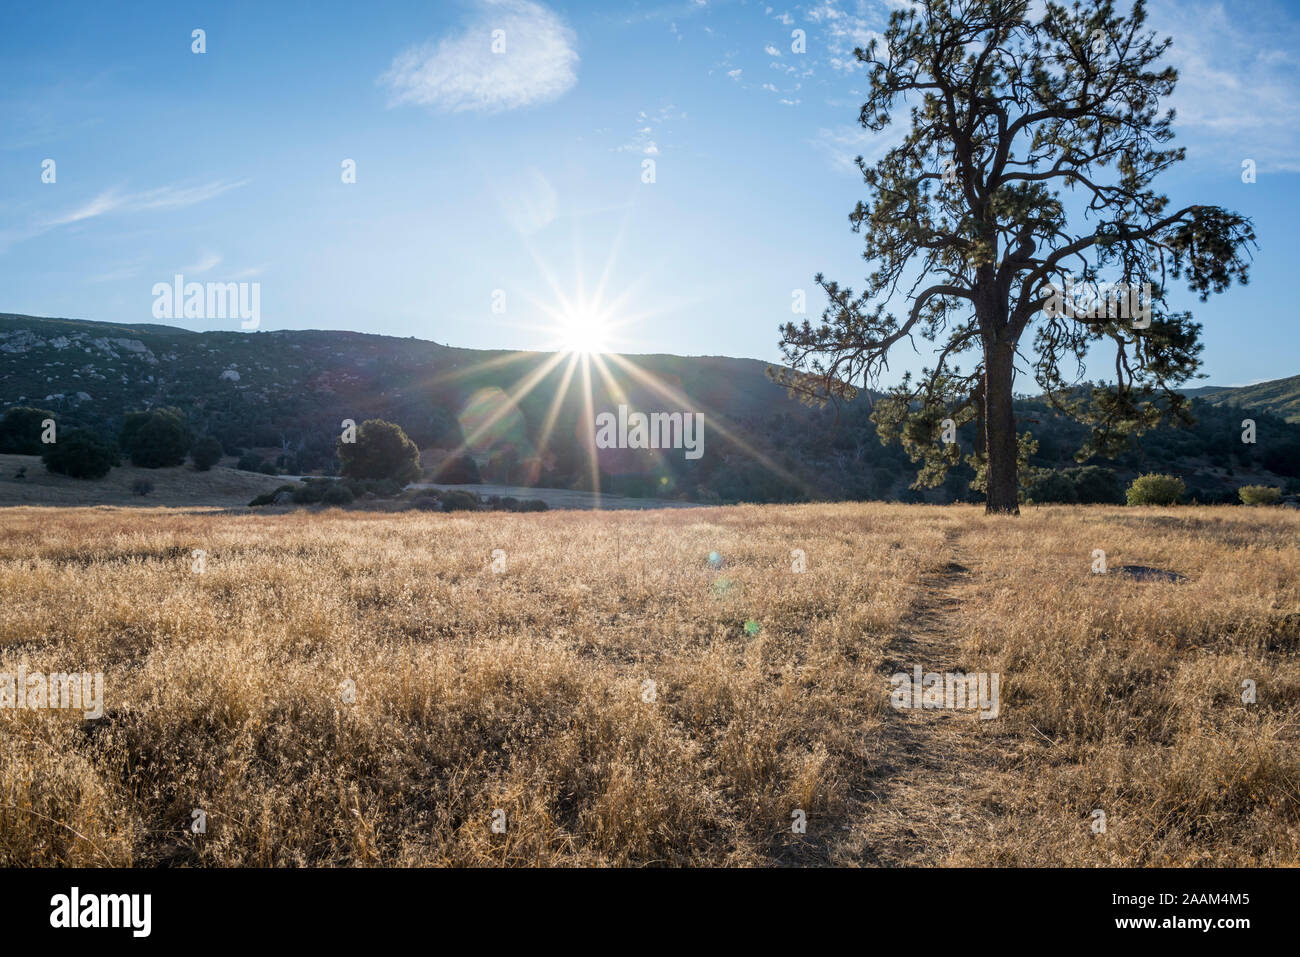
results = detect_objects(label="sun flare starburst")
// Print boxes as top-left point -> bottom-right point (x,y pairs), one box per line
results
556,304 -> 610,355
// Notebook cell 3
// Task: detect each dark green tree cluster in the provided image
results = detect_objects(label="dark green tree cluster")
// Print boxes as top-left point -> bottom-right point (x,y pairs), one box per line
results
42,430 -> 118,479
1023,465 -> 1125,504
0,406 -> 56,454
190,436 -> 224,471
121,408 -> 192,468
336,419 -> 421,484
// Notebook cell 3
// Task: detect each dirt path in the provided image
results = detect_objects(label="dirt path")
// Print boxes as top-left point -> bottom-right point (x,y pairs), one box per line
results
841,524 -> 1019,865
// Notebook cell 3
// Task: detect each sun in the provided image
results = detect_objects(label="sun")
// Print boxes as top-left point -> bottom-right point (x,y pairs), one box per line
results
556,304 -> 610,355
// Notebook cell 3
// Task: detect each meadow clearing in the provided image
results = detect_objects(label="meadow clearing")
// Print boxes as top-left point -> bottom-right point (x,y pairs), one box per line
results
0,503 -> 1297,866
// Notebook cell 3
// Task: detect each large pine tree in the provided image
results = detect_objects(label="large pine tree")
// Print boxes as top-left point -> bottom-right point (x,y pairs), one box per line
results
776,0 -> 1255,513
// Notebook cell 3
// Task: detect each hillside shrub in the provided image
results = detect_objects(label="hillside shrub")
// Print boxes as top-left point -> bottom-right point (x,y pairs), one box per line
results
0,406 -> 57,454
121,409 -> 191,468
41,429 -> 118,479
190,436 -> 224,471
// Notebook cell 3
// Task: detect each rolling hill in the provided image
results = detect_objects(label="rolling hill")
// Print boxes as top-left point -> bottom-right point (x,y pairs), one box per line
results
2,312 -> 1297,505
1183,375 -> 1300,424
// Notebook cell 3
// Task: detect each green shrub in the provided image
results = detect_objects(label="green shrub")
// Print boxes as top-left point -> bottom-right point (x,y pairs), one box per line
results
407,488 -> 441,510
258,461 -> 278,475
41,429 -> 119,479
440,489 -> 481,512
344,477 -> 403,499
322,483 -> 354,506
434,454 -> 481,484
237,453 -> 264,472
1064,466 -> 1125,504
1238,485 -> 1281,506
1024,470 -> 1078,504
291,482 -> 326,504
519,499 -> 549,512
1126,473 -> 1185,506
132,479 -> 154,496
337,419 -> 421,484
249,484 -> 296,507
121,409 -> 192,468
190,436 -> 224,471
0,406 -> 57,454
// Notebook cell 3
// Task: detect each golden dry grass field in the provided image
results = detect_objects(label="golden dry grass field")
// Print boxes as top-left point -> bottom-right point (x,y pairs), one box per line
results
1,503 -> 1297,866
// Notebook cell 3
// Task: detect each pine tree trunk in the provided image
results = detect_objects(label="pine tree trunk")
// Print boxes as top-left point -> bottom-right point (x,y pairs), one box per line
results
984,343 -> 1020,515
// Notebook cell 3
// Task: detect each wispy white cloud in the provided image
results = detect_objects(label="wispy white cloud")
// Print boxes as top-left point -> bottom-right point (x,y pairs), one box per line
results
183,250 -> 223,274
0,178 -> 246,253
814,126 -> 869,173
49,191 -> 121,226
86,263 -> 144,284
382,0 -> 578,114
804,1 -> 884,73
1151,0 -> 1300,172
802,1 -> 1300,176
814,122 -> 903,173
48,180 -> 247,227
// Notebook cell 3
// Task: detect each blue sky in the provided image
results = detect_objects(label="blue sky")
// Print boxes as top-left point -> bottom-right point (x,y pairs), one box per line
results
1,0 -> 1298,388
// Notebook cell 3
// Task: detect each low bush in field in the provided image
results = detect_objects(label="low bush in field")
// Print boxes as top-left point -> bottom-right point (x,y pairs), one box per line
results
1239,485 -> 1281,506
249,484 -> 296,507
484,495 -> 549,513
322,483 -> 354,506
291,482 -> 327,505
439,489 -> 481,512
41,429 -> 118,479
1126,473 -> 1185,506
